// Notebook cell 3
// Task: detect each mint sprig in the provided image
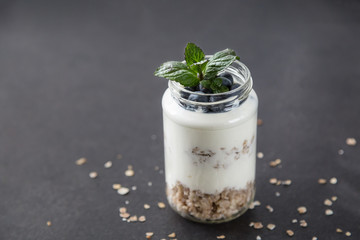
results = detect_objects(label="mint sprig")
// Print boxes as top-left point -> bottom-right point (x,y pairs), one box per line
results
154,43 -> 239,93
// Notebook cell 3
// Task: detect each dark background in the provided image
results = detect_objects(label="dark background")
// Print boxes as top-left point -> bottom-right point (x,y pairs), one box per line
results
0,0 -> 359,239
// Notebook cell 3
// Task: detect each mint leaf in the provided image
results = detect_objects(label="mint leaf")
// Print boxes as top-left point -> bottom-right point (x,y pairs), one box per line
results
200,80 -> 211,89
184,43 -> 205,66
213,85 -> 229,93
154,61 -> 199,87
204,48 -> 239,79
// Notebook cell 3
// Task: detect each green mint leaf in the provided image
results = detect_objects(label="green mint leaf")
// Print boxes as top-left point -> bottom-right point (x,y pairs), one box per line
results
200,80 -> 211,89
154,61 -> 199,87
204,48 -> 238,79
184,43 -> 205,66
209,77 -> 229,93
212,85 -> 229,93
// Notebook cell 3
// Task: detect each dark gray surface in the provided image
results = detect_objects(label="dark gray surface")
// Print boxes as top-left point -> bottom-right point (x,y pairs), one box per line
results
1,0 -> 360,239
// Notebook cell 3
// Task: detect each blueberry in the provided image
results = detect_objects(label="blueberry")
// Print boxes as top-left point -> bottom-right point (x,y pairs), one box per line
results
199,83 -> 212,93
219,76 -> 232,88
209,95 -> 225,113
188,91 -> 209,102
219,73 -> 234,84
181,86 -> 199,99
230,83 -> 241,90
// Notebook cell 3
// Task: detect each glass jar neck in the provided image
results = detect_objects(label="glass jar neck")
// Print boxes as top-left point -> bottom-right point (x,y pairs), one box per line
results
168,59 -> 253,113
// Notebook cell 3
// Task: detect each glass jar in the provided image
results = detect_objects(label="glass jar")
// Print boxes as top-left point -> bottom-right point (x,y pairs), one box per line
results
162,59 -> 258,223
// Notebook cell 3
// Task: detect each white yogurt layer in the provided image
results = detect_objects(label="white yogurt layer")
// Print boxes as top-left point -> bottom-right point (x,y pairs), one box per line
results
162,89 -> 258,194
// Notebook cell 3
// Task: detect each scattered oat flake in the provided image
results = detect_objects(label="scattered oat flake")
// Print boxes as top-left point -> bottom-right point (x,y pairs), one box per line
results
217,235 -> 225,239
338,149 -> 344,155
256,236 -> 261,240
267,223 -> 276,230
269,178 -> 277,184
266,205 -> 274,212
345,231 -> 351,236
318,178 -> 327,184
249,222 -> 254,227
269,158 -> 281,167
139,216 -> 146,222
257,152 -> 264,159
144,204 -> 150,209
286,229 -> 294,237
324,199 -> 333,206
117,187 -> 130,195
346,137 -> 357,146
275,192 -> 281,197
120,212 -> 130,218
336,228 -> 343,233
148,182 -> 153,186
331,196 -> 338,201
254,200 -> 261,206
253,222 -> 263,229
297,206 -> 307,214
257,119 -> 263,126
276,180 -> 282,185
104,161 -> 112,168
125,200 -> 129,205
131,186 -> 137,190
89,171 -> 98,179
112,184 -> 121,190
46,221 -> 52,227
146,232 -> 154,237
125,169 -> 134,177
312,237 -> 318,240
330,177 -> 337,184
249,200 -> 261,209
325,209 -> 334,215
128,215 -> 137,222
282,179 -> 292,186
299,219 -> 308,228
291,219 -> 298,223
158,202 -> 166,208
75,157 -> 87,165
168,233 -> 176,238
119,207 -> 127,213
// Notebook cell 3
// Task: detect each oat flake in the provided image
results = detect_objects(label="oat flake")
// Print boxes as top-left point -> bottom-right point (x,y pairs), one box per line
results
75,157 -> 87,165
112,184 -> 121,190
267,223 -> 276,230
286,229 -> 294,237
329,177 -> 337,184
324,199 -> 332,206
216,235 -> 225,239
117,187 -> 130,195
346,137 -> 357,146
297,206 -> 307,214
318,178 -> 327,184
89,172 -> 98,179
139,216 -> 146,222
104,161 -> 112,168
125,169 -> 134,177
168,233 -> 176,238
157,202 -> 166,208
325,209 -> 334,215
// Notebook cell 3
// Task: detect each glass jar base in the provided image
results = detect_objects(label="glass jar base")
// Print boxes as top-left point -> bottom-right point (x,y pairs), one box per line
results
166,181 -> 255,224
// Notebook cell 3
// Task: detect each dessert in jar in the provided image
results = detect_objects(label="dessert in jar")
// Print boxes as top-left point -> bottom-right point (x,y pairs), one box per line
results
155,43 -> 258,223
